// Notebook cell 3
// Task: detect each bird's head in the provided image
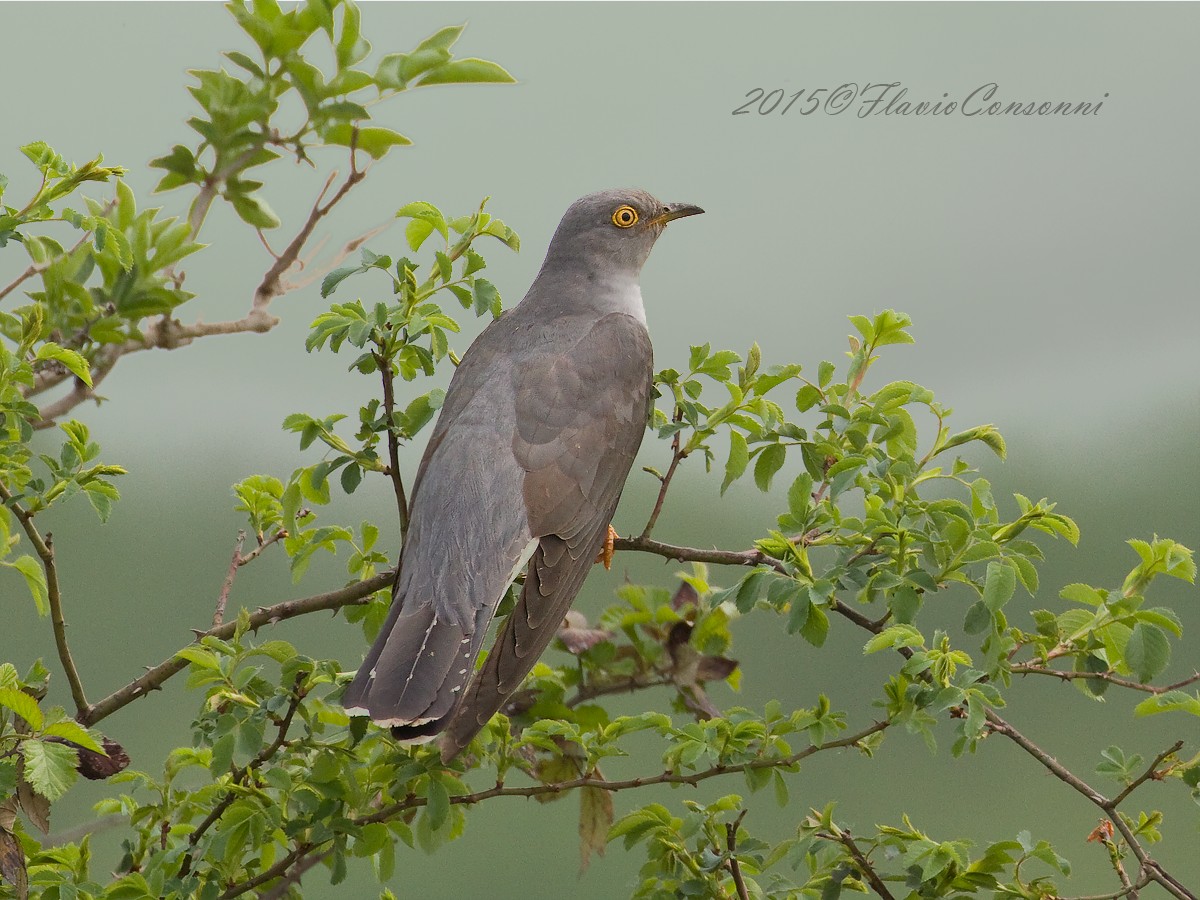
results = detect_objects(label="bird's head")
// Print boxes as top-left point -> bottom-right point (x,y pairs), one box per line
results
545,189 -> 704,275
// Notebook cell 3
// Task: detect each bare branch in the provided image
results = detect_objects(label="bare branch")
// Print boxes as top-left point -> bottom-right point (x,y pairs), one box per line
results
212,531 -> 247,628
1012,664 -> 1200,696
237,527 -> 287,568
640,409 -> 685,540
725,809 -> 750,900
79,570 -> 393,726
613,534 -> 786,574
0,482 -> 89,716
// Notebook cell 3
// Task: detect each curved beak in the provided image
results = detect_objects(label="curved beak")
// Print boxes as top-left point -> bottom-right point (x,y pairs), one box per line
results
650,202 -> 705,227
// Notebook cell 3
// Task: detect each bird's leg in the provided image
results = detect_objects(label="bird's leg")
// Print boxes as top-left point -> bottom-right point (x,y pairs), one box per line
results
595,524 -> 617,570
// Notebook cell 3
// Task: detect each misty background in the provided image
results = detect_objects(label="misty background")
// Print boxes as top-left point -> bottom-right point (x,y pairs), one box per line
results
1,2 -> 1197,896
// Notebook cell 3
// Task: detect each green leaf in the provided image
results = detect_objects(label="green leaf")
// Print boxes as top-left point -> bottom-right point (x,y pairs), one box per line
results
36,344 -> 92,387
426,777 -> 450,831
981,561 -> 1016,613
354,127 -> 412,160
721,431 -> 748,495
419,58 -> 516,86
1124,623 -> 1171,683
229,192 -> 281,229
753,444 -> 786,492
0,687 -> 43,730
21,738 -> 78,800
1133,690 -> 1200,718
41,721 -> 105,754
5,555 -> 48,616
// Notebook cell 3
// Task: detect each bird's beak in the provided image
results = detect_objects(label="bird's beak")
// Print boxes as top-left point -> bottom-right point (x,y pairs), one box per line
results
649,202 -> 705,227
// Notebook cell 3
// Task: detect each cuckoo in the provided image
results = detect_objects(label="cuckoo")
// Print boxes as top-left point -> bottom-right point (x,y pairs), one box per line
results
343,189 -> 703,760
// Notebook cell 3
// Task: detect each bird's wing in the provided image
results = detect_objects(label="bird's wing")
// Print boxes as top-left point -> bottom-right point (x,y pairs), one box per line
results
442,311 -> 653,758
343,315 -> 536,731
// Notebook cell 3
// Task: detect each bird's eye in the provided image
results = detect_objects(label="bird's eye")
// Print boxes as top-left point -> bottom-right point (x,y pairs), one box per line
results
611,205 -> 639,228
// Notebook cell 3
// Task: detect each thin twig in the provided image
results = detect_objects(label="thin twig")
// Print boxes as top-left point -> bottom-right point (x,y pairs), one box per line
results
1012,665 -> 1200,696
79,570 -> 393,726
212,531 -> 247,628
640,410 -> 685,540
179,674 -> 306,878
0,482 -> 89,716
256,848 -> 332,900
725,809 -> 750,900
218,843 -> 312,899
818,828 -> 896,900
1110,741 -> 1184,809
374,351 -> 409,539
1057,875 -> 1154,900
237,528 -> 287,567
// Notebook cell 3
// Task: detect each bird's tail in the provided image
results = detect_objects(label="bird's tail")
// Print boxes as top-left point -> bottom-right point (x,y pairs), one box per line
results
342,591 -> 477,739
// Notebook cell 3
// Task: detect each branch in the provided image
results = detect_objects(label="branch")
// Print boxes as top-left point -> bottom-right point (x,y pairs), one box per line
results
179,674 -> 306,878
363,719 -> 890,825
0,482 -> 89,716
725,810 -> 750,900
818,828 -> 896,900
613,534 -> 786,574
255,848 -> 332,900
1110,740 -> 1184,809
374,351 -> 409,540
212,531 -> 247,628
215,721 -> 885,900
640,410 -> 685,540
79,570 -> 393,726
218,843 -> 312,900
32,163 -> 370,428
1012,664 -> 1200,696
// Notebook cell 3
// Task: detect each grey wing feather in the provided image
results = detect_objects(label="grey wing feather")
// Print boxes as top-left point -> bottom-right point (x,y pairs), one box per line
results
442,312 -> 653,758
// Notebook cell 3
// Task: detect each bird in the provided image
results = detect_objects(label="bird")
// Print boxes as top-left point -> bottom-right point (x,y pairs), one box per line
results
342,189 -> 704,761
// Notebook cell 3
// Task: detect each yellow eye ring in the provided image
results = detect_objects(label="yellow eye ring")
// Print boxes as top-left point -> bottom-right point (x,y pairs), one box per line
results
612,205 -> 639,228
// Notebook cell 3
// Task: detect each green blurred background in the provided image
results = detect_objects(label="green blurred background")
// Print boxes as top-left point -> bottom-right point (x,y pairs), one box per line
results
1,2 -> 1197,897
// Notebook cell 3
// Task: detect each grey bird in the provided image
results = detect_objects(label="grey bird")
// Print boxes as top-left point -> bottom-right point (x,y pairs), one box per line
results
342,189 -> 703,760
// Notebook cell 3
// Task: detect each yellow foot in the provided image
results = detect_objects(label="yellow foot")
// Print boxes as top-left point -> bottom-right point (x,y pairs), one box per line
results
595,524 -> 617,570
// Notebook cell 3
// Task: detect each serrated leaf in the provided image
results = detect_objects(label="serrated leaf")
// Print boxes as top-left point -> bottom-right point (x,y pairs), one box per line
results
36,344 -> 92,386
753,444 -> 785,492
721,431 -> 748,495
21,739 -> 78,801
1125,623 -> 1170,683
0,688 -> 43,730
5,556 -> 48,616
981,561 -> 1016,613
